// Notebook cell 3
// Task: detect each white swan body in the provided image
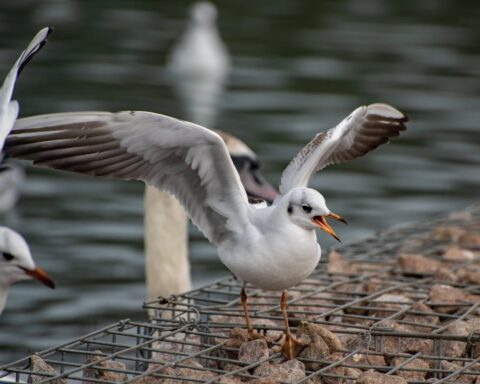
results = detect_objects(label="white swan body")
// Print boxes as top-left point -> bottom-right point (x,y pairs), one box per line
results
144,187 -> 190,298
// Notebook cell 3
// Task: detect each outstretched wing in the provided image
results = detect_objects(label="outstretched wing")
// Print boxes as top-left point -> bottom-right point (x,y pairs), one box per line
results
0,27 -> 52,152
279,103 -> 407,195
6,111 -> 250,245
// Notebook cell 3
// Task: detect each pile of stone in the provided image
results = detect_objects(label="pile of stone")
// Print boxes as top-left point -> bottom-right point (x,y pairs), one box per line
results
27,223 -> 480,383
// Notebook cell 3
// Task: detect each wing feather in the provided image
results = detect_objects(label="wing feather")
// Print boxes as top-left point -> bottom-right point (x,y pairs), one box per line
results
0,27 -> 52,152
279,103 -> 407,194
6,111 -> 250,245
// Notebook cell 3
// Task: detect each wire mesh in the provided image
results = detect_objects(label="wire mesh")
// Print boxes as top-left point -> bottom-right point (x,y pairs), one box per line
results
2,204 -> 479,383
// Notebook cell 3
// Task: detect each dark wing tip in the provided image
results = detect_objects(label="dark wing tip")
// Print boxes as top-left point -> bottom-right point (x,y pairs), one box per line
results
17,27 -> 53,77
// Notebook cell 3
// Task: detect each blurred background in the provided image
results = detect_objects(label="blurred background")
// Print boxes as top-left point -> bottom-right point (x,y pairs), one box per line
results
0,0 -> 479,362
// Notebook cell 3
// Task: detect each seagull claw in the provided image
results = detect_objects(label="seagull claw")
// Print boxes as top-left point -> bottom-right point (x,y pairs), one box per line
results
275,333 -> 306,360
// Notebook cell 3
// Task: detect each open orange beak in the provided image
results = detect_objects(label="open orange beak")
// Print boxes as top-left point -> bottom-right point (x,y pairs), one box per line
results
311,212 -> 347,242
22,266 -> 55,289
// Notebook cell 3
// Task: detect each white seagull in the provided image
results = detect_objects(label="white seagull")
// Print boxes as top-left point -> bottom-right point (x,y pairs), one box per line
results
5,103 -> 407,357
0,227 -> 55,314
0,27 -> 52,212
0,27 -> 55,315
167,1 -> 230,80
166,1 -> 230,129
144,131 -> 277,304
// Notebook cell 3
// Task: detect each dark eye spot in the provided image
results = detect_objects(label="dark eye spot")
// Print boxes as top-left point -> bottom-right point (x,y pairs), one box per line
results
230,156 -> 249,172
302,204 -> 312,213
249,160 -> 259,171
287,205 -> 293,214
2,252 -> 14,261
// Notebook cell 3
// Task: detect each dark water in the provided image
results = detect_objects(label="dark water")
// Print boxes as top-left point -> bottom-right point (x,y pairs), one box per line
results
0,0 -> 479,362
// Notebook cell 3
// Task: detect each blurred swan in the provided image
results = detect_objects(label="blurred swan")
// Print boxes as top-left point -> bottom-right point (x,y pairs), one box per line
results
0,28 -> 55,315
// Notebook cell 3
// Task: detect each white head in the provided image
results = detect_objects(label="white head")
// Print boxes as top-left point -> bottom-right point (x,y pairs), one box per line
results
190,1 -> 218,25
0,226 -> 55,291
284,188 -> 346,241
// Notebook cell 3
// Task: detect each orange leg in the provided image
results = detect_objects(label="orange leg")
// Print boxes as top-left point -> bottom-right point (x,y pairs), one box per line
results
280,289 -> 303,359
241,287 -> 255,338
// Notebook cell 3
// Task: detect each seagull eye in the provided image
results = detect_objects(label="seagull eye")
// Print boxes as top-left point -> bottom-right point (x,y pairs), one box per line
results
302,204 -> 312,213
2,252 -> 14,261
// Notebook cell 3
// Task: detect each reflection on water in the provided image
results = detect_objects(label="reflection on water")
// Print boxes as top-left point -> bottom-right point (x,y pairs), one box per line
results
0,0 -> 479,362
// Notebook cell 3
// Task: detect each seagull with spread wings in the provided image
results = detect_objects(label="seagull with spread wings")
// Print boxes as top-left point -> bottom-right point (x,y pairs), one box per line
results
5,103 -> 407,357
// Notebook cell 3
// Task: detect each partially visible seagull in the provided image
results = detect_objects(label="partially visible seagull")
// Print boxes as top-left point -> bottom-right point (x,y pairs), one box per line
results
0,227 -> 55,314
167,1 -> 230,128
0,27 -> 52,212
6,103 -> 407,358
167,1 -> 230,80
0,27 -> 55,315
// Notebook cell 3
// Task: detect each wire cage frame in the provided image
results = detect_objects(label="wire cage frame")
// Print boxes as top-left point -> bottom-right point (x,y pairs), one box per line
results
1,204 -> 480,383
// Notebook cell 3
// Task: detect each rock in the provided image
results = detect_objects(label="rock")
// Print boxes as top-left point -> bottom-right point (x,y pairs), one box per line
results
460,233 -> 480,246
297,335 -> 329,370
363,278 -> 389,294
397,253 -> 442,275
403,302 -> 440,333
466,318 -> 480,358
29,355 -> 66,384
356,370 -> 407,384
133,363 -> 216,384
336,283 -> 369,316
226,327 -> 249,349
430,225 -> 466,242
130,367 -> 167,384
253,359 -> 306,383
296,322 -> 342,370
457,266 -> 480,285
151,332 -> 202,363
429,284 -> 470,314
290,292 -> 337,321
218,377 -> 243,384
369,294 -> 411,319
175,364 -> 216,381
218,327 -> 250,361
434,266 -> 459,283
320,353 -> 346,384
391,355 -> 429,381
83,350 -> 128,382
443,245 -> 475,262
442,320 -> 469,358
297,321 -> 342,352
238,338 -> 269,364
327,250 -> 356,274
344,367 -> 362,381
440,360 -> 476,383
348,352 -> 387,367
217,364 -> 243,384
380,320 -> 433,355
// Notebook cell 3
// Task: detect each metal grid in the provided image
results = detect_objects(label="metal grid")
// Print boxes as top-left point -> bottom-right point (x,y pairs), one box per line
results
2,204 -> 480,383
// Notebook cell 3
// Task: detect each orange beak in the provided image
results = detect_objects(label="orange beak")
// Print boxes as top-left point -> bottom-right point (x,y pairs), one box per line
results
327,212 -> 348,224
22,266 -> 55,289
311,211 -> 347,242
